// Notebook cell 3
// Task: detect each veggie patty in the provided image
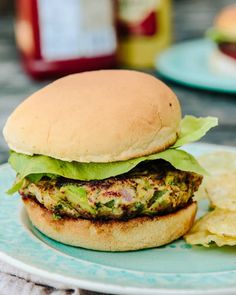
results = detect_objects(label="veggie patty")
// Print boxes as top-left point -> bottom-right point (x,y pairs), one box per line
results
20,161 -> 202,220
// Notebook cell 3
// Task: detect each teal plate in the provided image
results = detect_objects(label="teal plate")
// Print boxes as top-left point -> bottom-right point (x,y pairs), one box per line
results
156,39 -> 236,93
1,143 -> 236,295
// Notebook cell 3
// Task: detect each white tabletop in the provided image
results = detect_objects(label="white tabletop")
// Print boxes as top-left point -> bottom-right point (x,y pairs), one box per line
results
0,261 -> 80,295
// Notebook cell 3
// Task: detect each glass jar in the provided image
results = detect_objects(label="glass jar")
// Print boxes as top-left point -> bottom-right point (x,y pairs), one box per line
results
117,0 -> 172,68
15,0 -> 117,79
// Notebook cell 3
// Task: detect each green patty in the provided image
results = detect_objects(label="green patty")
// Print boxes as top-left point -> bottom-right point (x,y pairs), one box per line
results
20,164 -> 202,220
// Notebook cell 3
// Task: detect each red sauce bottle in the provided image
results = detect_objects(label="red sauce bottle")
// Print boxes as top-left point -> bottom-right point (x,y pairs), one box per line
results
15,0 -> 117,79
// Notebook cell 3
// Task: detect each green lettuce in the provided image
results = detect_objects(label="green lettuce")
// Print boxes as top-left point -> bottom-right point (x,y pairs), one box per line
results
206,28 -> 236,43
8,116 -> 218,194
173,116 -> 218,148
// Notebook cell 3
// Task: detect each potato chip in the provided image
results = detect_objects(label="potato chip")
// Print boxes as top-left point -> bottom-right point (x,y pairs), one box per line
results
184,210 -> 236,246
193,178 -> 209,201
184,211 -> 214,246
186,210 -> 215,232
205,173 -> 236,211
194,152 -> 236,202
198,151 -> 236,175
207,209 -> 236,237
185,151 -> 236,247
185,230 -> 236,247
185,230 -> 211,247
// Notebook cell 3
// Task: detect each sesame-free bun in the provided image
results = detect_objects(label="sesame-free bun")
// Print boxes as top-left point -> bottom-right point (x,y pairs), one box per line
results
23,198 -> 197,251
214,4 -> 236,37
3,70 -> 181,163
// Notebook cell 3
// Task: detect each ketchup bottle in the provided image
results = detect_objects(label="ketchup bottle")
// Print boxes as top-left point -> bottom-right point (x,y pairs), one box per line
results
15,0 -> 117,79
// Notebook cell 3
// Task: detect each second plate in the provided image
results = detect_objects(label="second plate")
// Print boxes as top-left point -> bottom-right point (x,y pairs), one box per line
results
156,39 -> 236,93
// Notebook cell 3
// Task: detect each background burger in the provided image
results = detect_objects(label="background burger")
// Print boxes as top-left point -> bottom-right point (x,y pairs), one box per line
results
3,70 -> 217,251
207,4 -> 236,76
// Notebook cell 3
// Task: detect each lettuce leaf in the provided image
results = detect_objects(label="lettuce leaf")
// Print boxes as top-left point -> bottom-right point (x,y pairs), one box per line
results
7,178 -> 25,195
7,116 -> 218,194
173,116 -> 218,148
9,148 -> 206,180
206,28 -> 236,43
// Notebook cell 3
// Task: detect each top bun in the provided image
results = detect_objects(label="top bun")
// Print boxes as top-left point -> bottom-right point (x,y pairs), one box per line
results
3,70 -> 181,163
214,4 -> 236,36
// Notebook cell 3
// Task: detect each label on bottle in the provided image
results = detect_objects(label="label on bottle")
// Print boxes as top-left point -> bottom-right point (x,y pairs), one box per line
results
37,0 -> 117,60
118,0 -> 160,36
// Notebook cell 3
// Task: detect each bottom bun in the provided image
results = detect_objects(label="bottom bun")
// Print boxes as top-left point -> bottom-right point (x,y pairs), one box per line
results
23,198 -> 197,251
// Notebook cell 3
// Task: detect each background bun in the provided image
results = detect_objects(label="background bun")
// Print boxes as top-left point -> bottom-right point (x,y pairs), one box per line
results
23,198 -> 197,251
3,70 -> 181,162
214,4 -> 236,36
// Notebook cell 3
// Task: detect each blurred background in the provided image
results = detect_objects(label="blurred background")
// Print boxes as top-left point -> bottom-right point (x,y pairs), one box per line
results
0,0 -> 236,165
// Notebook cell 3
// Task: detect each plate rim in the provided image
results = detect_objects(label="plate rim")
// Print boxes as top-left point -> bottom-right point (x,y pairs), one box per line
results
2,250 -> 236,295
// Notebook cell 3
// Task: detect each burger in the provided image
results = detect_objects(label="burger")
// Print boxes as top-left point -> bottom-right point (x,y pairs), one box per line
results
3,70 -> 217,251
207,4 -> 236,76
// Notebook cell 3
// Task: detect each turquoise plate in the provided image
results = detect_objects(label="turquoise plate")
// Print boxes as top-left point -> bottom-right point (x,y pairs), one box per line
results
156,39 -> 236,93
1,143 -> 236,295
